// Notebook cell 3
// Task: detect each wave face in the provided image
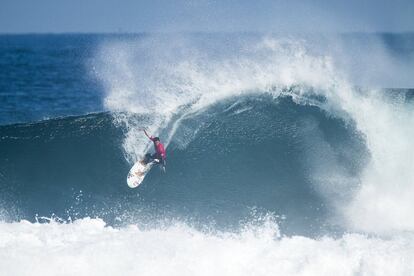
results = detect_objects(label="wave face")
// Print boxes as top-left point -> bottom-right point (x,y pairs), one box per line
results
0,94 -> 368,236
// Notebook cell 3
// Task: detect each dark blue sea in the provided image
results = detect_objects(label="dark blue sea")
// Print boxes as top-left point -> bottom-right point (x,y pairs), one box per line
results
1,33 -> 414,275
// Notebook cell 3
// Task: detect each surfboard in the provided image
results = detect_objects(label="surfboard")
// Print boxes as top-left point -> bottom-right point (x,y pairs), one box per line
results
127,160 -> 153,188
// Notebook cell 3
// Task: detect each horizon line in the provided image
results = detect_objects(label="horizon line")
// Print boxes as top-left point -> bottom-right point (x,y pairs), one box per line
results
0,31 -> 414,36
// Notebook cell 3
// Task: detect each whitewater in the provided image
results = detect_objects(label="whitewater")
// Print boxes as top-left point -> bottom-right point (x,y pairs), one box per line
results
1,33 -> 414,275
1,218 -> 413,276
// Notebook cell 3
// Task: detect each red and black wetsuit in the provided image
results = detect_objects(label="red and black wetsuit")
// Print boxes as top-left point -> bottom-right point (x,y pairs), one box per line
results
150,136 -> 166,162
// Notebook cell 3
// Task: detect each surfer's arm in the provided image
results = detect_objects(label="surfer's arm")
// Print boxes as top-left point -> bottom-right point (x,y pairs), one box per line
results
143,129 -> 153,140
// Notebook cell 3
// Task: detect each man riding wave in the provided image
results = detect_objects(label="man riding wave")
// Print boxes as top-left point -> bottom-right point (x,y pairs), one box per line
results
143,129 -> 166,171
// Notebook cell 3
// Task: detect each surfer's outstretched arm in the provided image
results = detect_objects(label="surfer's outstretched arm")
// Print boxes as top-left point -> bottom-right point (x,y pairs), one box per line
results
143,129 -> 151,140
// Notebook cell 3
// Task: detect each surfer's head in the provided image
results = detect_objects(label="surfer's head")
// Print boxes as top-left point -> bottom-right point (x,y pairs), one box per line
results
153,137 -> 160,144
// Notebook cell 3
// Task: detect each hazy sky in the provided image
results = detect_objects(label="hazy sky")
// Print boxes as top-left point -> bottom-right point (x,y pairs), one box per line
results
1,0 -> 413,33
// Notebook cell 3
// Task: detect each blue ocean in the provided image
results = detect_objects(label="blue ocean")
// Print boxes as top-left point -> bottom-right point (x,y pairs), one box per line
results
1,33 -> 414,275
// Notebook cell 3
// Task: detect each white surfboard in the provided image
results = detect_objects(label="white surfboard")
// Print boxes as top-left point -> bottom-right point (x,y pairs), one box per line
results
127,160 -> 153,188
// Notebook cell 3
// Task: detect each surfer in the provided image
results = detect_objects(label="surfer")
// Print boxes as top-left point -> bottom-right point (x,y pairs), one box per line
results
143,130 -> 166,171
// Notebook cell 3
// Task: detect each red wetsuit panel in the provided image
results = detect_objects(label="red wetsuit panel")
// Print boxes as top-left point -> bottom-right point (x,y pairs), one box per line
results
150,137 -> 167,159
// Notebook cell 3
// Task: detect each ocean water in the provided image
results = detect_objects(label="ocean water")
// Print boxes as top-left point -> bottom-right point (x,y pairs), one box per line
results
1,33 -> 414,275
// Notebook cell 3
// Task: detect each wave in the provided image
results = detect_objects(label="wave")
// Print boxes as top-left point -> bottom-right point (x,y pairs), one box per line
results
93,35 -> 414,235
2,35 -> 414,237
0,93 -> 367,236
2,34 -> 414,275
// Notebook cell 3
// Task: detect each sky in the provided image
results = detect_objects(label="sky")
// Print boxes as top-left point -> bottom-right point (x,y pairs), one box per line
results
1,0 -> 414,33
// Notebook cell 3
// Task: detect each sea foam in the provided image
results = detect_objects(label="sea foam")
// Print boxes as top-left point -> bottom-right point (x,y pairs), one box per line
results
1,218 -> 413,276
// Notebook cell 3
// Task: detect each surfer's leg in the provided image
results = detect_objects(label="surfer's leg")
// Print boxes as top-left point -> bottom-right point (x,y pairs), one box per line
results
150,153 -> 158,162
150,153 -> 166,172
161,159 -> 166,173
141,153 -> 156,165
143,153 -> 152,164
